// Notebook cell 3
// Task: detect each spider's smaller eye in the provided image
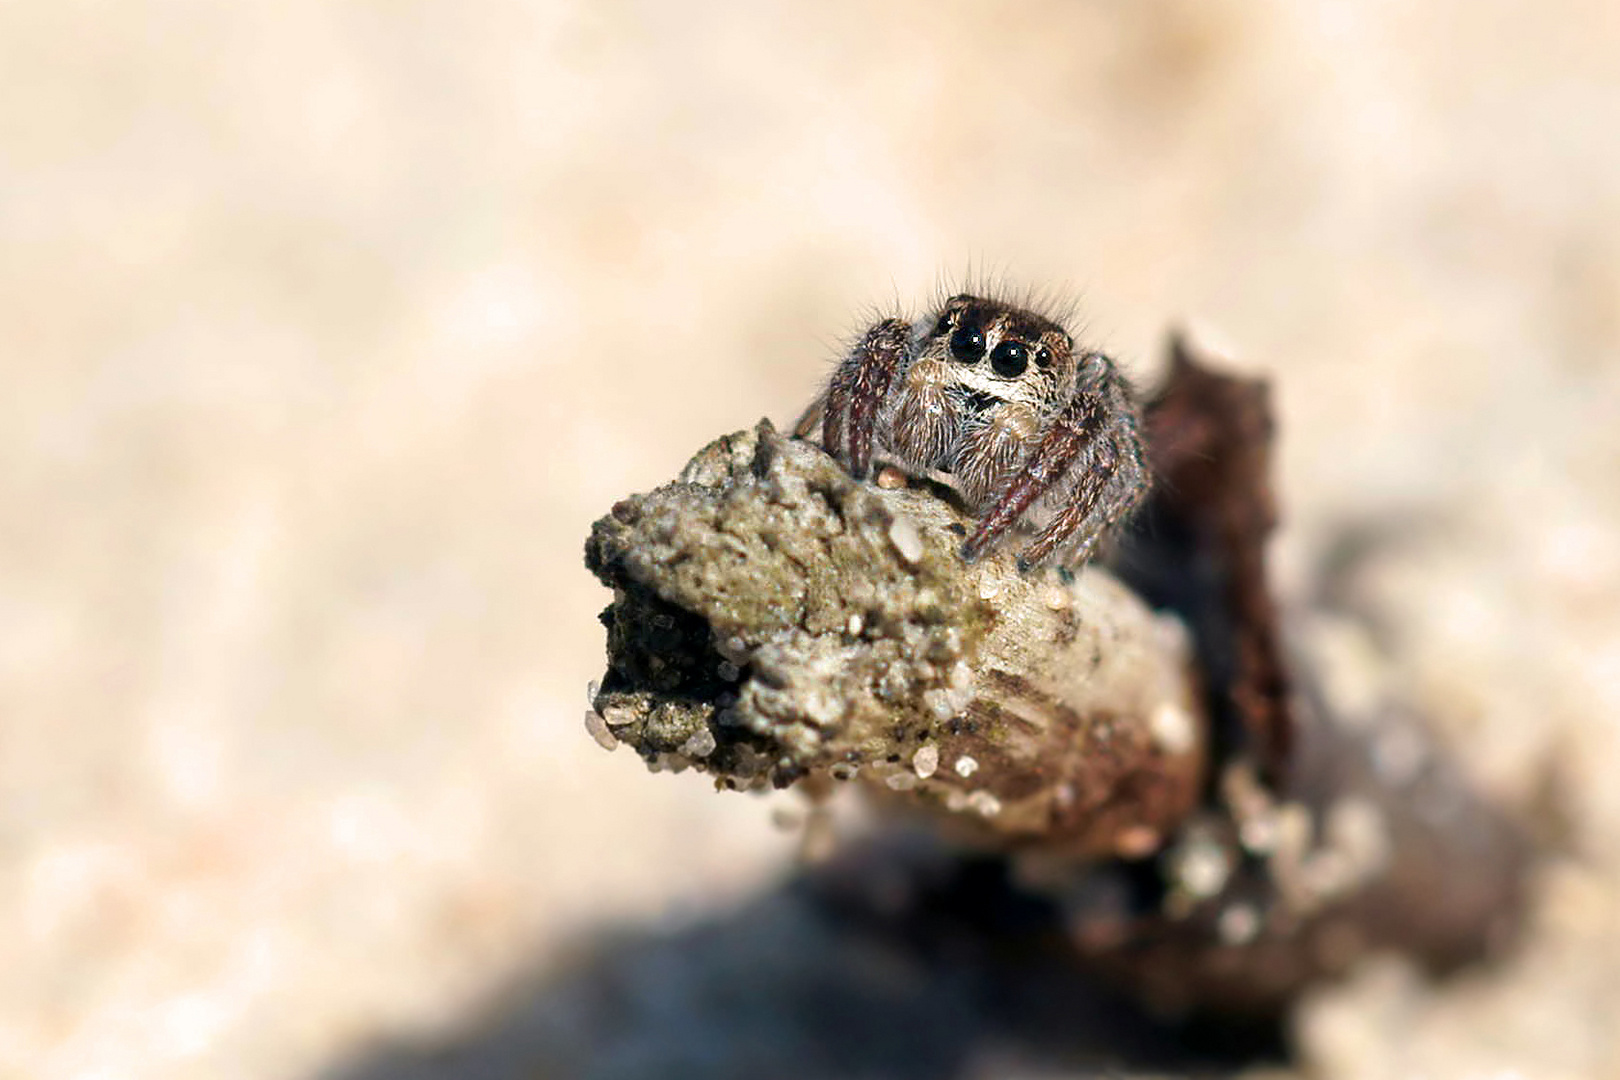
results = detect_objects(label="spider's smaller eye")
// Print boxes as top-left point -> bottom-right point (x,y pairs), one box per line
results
950,325 -> 986,363
1034,345 -> 1053,369
990,340 -> 1029,377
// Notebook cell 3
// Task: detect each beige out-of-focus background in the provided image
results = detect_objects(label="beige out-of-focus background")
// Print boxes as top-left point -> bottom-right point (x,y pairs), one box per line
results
3,2 -> 1620,1078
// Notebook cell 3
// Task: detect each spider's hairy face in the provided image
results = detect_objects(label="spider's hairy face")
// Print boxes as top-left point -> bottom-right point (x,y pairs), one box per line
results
879,294 -> 1083,510
917,294 -> 1077,412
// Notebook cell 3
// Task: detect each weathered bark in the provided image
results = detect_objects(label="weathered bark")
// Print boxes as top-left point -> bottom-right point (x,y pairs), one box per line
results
582,342 -> 1531,1017
585,421 -> 1205,858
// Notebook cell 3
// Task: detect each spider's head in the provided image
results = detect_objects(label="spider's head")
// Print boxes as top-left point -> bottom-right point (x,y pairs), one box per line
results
919,294 -> 1075,407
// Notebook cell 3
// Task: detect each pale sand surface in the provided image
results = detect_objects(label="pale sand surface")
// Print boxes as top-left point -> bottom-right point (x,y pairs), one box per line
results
3,3 -> 1619,1077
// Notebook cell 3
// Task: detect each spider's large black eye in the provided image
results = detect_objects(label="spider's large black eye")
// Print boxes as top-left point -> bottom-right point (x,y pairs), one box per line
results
949,325 -> 985,363
990,340 -> 1029,377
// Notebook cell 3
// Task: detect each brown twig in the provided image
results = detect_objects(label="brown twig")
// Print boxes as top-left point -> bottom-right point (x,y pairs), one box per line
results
582,340 -> 1531,1016
585,421 -> 1204,858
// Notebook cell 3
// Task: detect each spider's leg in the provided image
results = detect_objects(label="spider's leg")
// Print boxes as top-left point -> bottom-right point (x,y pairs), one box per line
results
961,393 -> 1105,563
1016,410 -> 1150,568
821,318 -> 909,479
1015,436 -> 1144,568
1070,443 -> 1150,557
791,391 -> 826,439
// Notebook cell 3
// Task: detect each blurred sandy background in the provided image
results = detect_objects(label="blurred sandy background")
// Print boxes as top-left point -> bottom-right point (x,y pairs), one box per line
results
4,2 -> 1620,1077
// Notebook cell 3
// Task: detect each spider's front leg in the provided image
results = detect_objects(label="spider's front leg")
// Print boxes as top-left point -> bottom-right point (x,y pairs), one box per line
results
802,318 -> 911,480
962,377 -> 1149,570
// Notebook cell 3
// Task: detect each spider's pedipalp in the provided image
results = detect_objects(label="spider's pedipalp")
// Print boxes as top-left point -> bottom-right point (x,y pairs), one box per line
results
820,318 -> 910,479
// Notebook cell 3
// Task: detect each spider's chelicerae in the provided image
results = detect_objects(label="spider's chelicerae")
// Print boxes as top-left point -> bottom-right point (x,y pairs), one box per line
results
797,293 -> 1150,570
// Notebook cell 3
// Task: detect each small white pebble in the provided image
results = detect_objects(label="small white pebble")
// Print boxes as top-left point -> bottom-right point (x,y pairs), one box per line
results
912,744 -> 939,779
679,728 -> 718,758
875,467 -> 907,490
585,679 -> 600,705
846,613 -> 864,636
602,705 -> 637,728
584,710 -> 618,751
886,771 -> 919,792
802,688 -> 845,726
715,634 -> 749,663
1239,811 -> 1280,854
887,515 -> 924,565
1173,839 -> 1232,899
947,660 -> 973,690
923,689 -> 955,721
977,577 -> 1002,601
945,789 -> 970,812
954,755 -> 979,778
1150,700 -> 1198,756
1218,904 -> 1262,946
966,790 -> 1002,817
1044,586 -> 1070,610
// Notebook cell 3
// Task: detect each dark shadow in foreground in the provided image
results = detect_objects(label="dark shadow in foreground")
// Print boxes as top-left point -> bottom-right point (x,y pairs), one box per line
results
317,836 -> 1284,1080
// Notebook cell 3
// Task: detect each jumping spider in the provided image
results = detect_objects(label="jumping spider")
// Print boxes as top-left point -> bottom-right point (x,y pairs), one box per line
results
796,293 -> 1149,570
